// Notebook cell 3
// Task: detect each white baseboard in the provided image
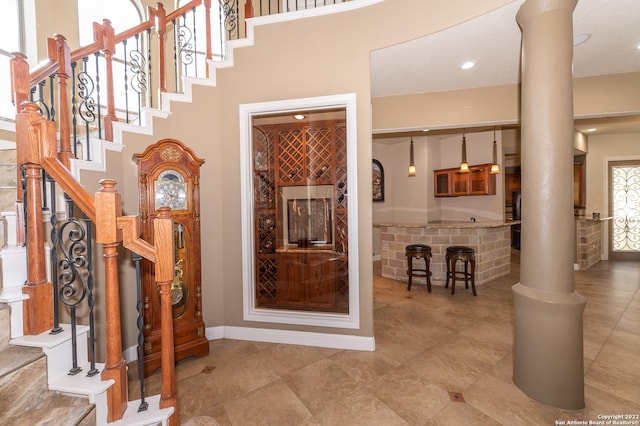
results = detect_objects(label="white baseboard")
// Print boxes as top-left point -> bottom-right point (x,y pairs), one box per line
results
124,325 -> 375,362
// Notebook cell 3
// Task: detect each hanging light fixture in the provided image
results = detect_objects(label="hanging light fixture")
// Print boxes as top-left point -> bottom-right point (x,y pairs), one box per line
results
490,127 -> 501,174
459,129 -> 469,173
408,136 -> 416,177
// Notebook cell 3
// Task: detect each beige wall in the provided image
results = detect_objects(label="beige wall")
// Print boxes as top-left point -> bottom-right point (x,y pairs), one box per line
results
372,73 -> 640,134
584,132 -> 640,259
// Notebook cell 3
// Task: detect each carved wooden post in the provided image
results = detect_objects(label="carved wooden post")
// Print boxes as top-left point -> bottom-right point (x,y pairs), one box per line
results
17,103 -> 54,334
244,0 -> 253,35
204,0 -> 213,78
155,3 -> 168,104
10,52 -> 31,246
154,207 -> 178,425
96,20 -> 118,142
95,179 -> 127,422
53,34 -> 74,167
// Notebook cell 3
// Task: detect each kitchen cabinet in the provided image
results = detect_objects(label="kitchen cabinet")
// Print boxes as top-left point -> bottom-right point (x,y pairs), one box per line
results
434,163 -> 496,197
434,169 -> 452,196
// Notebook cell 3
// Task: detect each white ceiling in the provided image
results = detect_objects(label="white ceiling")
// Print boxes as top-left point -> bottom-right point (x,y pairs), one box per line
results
370,0 -> 640,136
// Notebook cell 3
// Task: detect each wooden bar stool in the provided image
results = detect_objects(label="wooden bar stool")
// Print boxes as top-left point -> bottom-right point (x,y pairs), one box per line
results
445,246 -> 476,296
405,244 -> 432,293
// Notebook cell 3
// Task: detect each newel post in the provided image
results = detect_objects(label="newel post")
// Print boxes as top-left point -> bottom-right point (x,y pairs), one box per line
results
154,3 -> 169,105
11,52 -> 30,207
204,0 -> 213,78
95,179 -> 128,422
18,103 -> 54,334
96,20 -> 118,142
52,34 -> 74,167
154,207 -> 178,425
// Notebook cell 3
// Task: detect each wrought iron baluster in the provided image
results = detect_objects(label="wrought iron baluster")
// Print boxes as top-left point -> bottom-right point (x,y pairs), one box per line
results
192,7 -> 198,77
78,57 -> 96,161
47,173 -> 63,334
21,165 -> 27,247
173,18 -> 179,92
178,13 -> 195,78
71,61 -> 79,158
123,39 -> 130,123
41,169 -> 49,211
48,74 -> 56,122
221,0 -> 239,41
147,28 -> 153,108
58,193 -> 89,376
132,252 -> 148,412
94,52 -> 102,141
83,213 -> 98,377
130,33 -> 148,123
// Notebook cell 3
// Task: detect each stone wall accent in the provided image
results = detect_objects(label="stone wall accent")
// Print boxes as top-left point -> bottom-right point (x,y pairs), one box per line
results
379,225 -> 512,287
575,219 -> 603,271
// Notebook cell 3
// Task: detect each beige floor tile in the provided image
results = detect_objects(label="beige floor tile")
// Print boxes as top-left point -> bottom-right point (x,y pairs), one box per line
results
313,388 -> 409,426
367,364 -> 451,424
284,358 -> 364,415
463,373 -> 562,425
424,401 -> 502,426
223,380 -> 312,425
158,254 -> 640,425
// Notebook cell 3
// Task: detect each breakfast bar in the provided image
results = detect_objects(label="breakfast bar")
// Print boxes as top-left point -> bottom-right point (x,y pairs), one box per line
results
376,221 -> 518,287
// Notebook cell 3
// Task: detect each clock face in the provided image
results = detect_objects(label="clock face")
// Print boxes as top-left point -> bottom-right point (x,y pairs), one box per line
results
154,169 -> 188,210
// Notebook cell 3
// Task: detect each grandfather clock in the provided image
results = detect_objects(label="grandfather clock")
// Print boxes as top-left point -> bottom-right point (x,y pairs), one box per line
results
134,138 -> 208,376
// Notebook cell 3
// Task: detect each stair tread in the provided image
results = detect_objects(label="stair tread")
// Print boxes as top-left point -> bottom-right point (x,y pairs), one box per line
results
0,345 -> 44,378
0,391 -> 95,426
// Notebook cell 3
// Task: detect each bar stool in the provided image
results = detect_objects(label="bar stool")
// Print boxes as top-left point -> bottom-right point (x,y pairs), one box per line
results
405,244 -> 432,293
445,246 -> 477,296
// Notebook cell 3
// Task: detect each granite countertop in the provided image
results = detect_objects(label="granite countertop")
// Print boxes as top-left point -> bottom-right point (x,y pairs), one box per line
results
374,220 -> 520,229
575,216 -> 613,222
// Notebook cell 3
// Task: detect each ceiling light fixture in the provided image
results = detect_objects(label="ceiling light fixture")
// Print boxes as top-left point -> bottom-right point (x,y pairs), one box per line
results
460,130 -> 469,173
461,61 -> 476,70
408,136 -> 416,177
293,114 -> 305,120
490,127 -> 501,175
585,128 -> 597,132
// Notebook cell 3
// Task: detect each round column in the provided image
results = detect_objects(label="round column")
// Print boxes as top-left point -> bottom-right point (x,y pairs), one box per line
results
512,0 -> 586,409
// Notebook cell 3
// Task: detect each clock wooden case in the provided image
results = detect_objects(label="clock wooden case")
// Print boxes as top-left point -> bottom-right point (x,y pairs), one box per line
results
134,138 -> 208,377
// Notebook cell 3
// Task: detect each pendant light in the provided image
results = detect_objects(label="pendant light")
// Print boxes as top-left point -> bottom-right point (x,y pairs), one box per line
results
408,136 -> 416,177
459,129 -> 469,173
490,127 -> 501,174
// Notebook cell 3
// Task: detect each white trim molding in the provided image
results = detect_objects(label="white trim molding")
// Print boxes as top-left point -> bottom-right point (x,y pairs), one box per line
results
239,93 -> 360,330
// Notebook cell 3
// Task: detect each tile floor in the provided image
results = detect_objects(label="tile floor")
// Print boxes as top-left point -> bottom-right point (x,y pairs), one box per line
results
130,251 -> 640,425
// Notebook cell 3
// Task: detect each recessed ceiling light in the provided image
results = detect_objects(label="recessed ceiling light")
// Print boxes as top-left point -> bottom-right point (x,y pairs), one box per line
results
461,61 -> 476,70
423,129 -> 430,132
585,128 -> 597,132
573,33 -> 591,46
293,114 -> 305,120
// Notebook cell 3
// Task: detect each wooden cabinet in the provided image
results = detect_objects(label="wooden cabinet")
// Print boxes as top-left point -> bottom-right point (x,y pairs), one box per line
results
574,163 -> 585,207
434,163 -> 496,197
434,169 -> 451,196
276,250 -> 337,309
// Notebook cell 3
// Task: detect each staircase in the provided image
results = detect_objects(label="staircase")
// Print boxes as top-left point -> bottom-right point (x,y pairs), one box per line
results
0,303 -> 96,425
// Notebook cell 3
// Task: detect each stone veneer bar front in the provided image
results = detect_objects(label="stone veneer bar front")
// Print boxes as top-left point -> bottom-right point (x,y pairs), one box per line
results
376,221 -> 518,288
575,217 -> 612,271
